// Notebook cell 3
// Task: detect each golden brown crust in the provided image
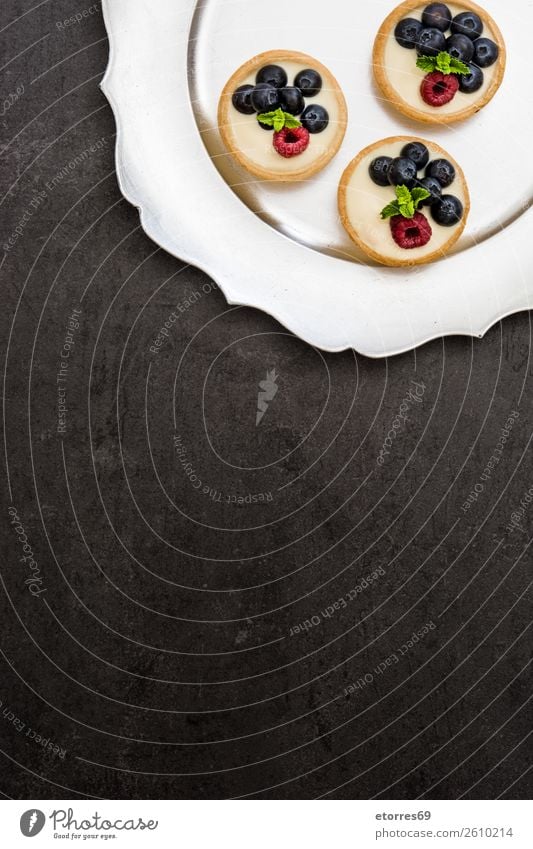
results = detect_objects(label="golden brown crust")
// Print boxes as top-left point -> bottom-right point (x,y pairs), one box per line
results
218,50 -> 348,182
373,0 -> 506,125
338,135 -> 471,268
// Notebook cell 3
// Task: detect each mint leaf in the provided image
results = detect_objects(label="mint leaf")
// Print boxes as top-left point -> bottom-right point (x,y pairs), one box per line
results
411,187 -> 431,210
417,51 -> 470,76
381,201 -> 401,220
416,55 -> 437,73
257,108 -> 302,132
448,56 -> 470,75
396,185 -> 412,206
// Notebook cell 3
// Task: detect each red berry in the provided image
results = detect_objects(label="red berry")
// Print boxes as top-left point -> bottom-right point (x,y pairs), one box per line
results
273,126 -> 310,158
390,213 -> 432,250
421,71 -> 459,107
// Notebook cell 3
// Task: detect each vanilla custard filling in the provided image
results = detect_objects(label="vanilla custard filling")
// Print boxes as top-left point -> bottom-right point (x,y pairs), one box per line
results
344,140 -> 467,262
383,2 -> 499,117
225,61 -> 341,175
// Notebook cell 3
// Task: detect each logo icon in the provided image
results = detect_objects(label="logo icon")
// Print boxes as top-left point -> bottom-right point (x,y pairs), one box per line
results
20,810 -> 45,837
256,369 -> 279,426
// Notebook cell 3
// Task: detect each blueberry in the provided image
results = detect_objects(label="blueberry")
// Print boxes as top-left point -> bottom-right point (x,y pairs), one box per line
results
422,3 -> 452,32
458,62 -> 484,93
300,104 -> 329,133
416,27 -> 447,56
251,83 -> 280,113
451,12 -> 483,39
256,65 -> 288,88
388,157 -> 418,190
400,142 -> 430,170
426,158 -> 455,188
431,194 -> 464,226
394,17 -> 423,49
258,119 -> 274,131
294,69 -> 322,98
279,86 -> 305,115
446,33 -> 474,63
415,176 -> 442,207
232,84 -> 256,115
369,156 -> 393,186
474,38 -> 499,68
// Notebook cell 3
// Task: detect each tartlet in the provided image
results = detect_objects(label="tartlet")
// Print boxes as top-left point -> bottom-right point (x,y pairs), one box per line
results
338,136 -> 470,267
373,0 -> 506,124
218,50 -> 348,182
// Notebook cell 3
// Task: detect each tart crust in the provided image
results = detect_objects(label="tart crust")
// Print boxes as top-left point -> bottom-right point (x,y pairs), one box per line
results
338,136 -> 471,267
218,50 -> 348,182
373,0 -> 506,125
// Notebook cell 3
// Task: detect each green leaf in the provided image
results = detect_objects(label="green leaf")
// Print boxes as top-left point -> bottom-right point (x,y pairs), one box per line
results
416,55 -> 437,73
448,56 -> 470,75
435,51 -> 452,73
395,185 -> 412,206
380,201 -> 401,220
257,108 -> 302,132
411,187 -> 431,210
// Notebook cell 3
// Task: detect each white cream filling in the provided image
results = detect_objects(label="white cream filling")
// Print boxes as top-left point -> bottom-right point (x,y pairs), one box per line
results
225,60 -> 341,174
344,140 -> 467,262
383,2 -> 499,117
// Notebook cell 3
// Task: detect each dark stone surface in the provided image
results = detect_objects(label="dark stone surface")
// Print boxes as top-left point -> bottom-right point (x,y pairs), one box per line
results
0,0 -> 531,800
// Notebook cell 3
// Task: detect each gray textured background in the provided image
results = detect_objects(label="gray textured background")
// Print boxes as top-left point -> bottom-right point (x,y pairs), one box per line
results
0,0 -> 531,800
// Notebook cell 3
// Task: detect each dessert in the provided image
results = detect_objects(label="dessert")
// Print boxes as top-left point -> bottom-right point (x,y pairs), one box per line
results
373,1 -> 506,124
338,136 -> 470,267
218,50 -> 348,181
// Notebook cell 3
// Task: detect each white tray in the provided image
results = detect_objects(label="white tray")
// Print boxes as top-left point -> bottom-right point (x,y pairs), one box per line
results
101,0 -> 533,357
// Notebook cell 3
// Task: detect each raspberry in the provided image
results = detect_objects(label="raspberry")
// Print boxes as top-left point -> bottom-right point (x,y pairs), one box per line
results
421,71 -> 459,107
273,126 -> 310,158
390,213 -> 432,250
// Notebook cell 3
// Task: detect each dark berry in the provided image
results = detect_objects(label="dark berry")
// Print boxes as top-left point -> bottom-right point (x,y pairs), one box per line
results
458,63 -> 484,93
401,142 -> 430,169
258,119 -> 274,131
294,69 -> 322,98
369,156 -> 393,186
256,65 -> 288,88
446,33 -> 474,63
415,176 -> 442,206
422,3 -> 452,31
300,104 -> 329,133
273,126 -> 310,158
394,17 -> 423,49
426,158 -> 455,188
474,38 -> 499,68
388,157 -> 418,190
417,27 -> 447,56
421,71 -> 459,106
390,212 -> 432,249
251,83 -> 280,113
278,86 -> 305,115
232,85 -> 256,115
431,194 -> 463,226
451,12 -> 483,39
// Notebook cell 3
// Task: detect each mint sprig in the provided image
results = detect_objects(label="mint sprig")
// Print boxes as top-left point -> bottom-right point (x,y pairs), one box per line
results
416,51 -> 470,76
257,108 -> 302,132
381,185 -> 431,220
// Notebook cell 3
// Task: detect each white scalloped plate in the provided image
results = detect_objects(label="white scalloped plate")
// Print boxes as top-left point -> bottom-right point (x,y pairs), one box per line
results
101,0 -> 533,357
